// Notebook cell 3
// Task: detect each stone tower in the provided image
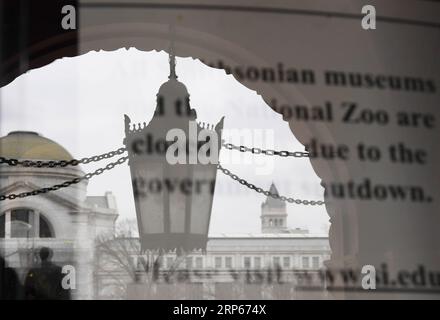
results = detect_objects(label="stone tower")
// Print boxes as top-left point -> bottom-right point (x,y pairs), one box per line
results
260,183 -> 288,233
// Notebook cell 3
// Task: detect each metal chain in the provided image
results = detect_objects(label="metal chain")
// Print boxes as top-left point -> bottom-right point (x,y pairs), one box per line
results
0,141 -> 306,168
0,157 -> 322,205
221,140 -> 309,158
0,142 -> 314,203
0,156 -> 128,201
0,147 -> 127,168
217,163 -> 325,206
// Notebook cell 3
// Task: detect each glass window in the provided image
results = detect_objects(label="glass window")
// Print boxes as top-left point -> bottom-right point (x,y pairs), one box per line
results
11,209 -> 31,238
283,256 -> 290,268
312,256 -> 320,269
215,257 -> 222,268
186,257 -> 193,269
39,215 -> 52,238
273,256 -> 281,267
243,257 -> 251,269
0,209 -> 54,238
302,257 -> 310,269
195,257 -> 203,269
254,257 -> 261,269
225,257 -> 233,269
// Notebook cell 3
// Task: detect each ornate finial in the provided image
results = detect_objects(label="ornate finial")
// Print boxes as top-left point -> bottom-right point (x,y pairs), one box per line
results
124,114 -> 131,134
169,53 -> 177,80
168,23 -> 178,80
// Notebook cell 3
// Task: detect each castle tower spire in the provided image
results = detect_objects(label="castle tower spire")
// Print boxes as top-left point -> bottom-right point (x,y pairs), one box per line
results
168,22 -> 178,81
261,182 -> 288,233
169,53 -> 177,80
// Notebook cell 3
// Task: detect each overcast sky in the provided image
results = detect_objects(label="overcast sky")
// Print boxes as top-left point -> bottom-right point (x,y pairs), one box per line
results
0,48 -> 329,235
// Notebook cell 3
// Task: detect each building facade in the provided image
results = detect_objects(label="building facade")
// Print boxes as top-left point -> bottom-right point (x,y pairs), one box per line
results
0,131 -> 118,299
97,185 -> 330,299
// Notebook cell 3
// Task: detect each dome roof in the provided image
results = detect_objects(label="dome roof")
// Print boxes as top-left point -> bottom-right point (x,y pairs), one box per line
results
157,78 -> 189,97
0,131 -> 74,161
157,54 -> 189,98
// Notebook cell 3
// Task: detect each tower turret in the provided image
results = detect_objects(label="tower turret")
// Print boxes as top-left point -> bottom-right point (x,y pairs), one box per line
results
260,183 -> 288,233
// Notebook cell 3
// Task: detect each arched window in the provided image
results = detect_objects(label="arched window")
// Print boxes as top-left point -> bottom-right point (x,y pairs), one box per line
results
39,215 -> 53,238
0,208 -> 54,238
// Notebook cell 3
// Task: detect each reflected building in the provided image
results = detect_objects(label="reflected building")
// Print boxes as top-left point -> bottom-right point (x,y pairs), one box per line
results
0,60 -> 329,299
0,131 -> 329,300
0,131 -> 118,299
98,184 -> 330,300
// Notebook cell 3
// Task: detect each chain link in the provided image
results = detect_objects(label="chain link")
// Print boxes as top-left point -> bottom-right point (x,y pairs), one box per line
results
0,141 -> 306,168
0,156 -> 128,201
221,140 -> 309,158
217,163 -> 325,206
0,147 -> 126,168
0,142 -> 315,203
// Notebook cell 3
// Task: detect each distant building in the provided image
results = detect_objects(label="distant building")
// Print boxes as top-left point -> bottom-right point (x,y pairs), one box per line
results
0,131 -> 118,299
96,183 -> 330,299
261,182 -> 309,235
